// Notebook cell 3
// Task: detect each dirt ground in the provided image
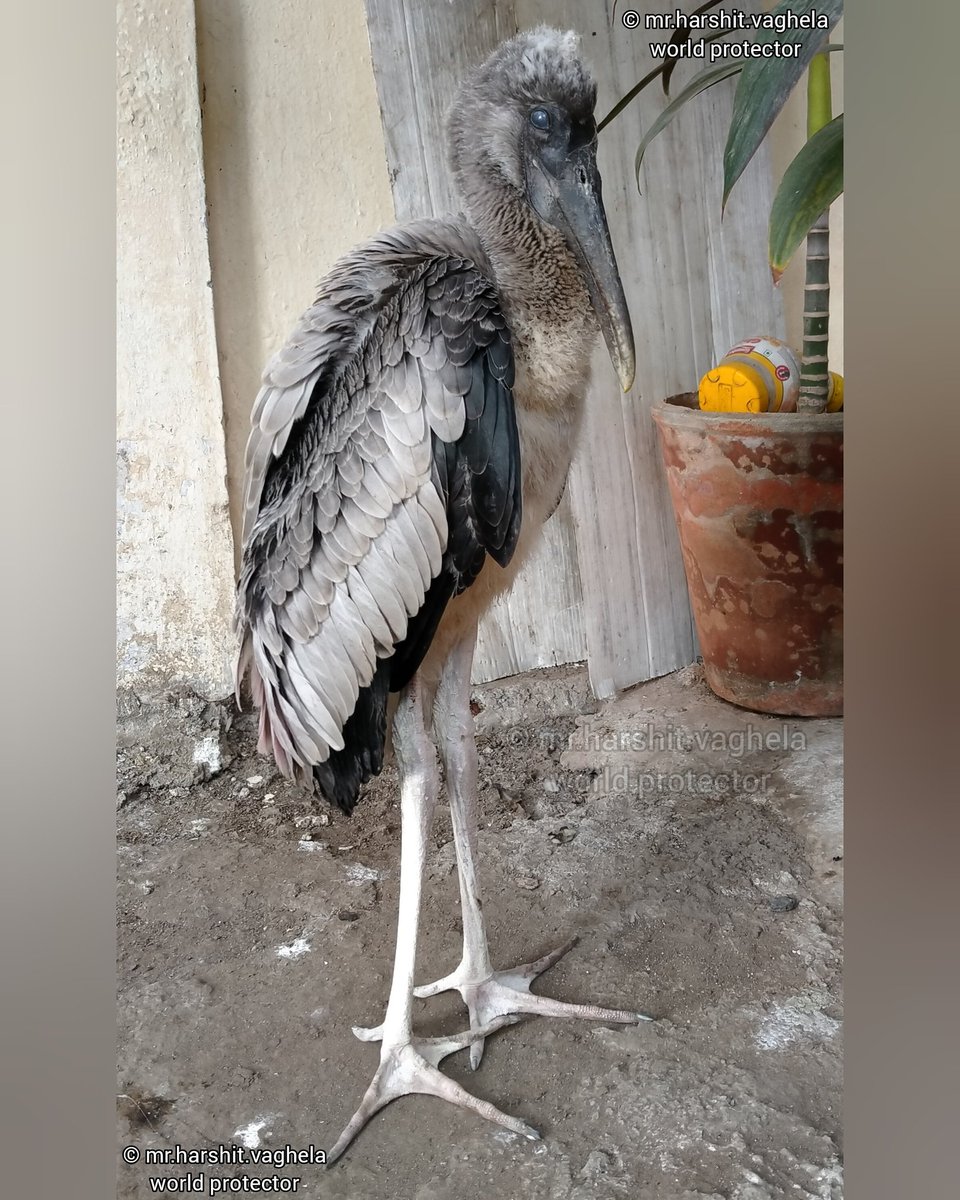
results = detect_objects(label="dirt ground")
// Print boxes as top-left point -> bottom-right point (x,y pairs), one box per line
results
117,663 -> 843,1200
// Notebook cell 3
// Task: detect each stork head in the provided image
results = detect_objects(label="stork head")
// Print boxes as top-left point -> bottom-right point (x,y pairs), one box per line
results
448,27 -> 635,392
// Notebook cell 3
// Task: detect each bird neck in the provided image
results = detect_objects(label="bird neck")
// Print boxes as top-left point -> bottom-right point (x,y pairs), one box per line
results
461,183 -> 598,422
465,185 -> 591,335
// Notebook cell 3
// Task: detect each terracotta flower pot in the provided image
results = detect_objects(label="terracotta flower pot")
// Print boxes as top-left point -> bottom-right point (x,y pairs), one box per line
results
652,394 -> 843,717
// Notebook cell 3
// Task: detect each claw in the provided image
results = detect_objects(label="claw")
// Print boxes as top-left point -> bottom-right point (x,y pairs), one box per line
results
412,972 -> 461,1000
406,936 -> 654,1068
326,1039 -> 538,1166
351,1022 -> 384,1042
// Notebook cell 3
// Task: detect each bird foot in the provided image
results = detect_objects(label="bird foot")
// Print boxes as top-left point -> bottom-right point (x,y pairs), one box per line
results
327,1023 -> 536,1165
355,936 -> 653,1070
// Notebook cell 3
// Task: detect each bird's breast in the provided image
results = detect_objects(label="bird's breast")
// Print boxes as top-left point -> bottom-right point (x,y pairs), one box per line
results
511,302 -> 597,521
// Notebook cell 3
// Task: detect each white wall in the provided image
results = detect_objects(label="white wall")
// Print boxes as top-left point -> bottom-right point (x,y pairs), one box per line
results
117,0 -> 395,702
117,0 -> 235,699
195,0 -> 396,557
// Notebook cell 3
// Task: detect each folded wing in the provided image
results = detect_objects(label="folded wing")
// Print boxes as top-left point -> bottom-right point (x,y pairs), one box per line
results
235,221 -> 521,811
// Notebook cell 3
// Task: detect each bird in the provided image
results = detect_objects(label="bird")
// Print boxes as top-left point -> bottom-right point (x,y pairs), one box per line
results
234,26 -> 646,1163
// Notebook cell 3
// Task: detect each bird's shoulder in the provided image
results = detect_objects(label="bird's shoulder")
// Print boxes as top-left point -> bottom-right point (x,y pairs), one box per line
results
240,217 -> 507,546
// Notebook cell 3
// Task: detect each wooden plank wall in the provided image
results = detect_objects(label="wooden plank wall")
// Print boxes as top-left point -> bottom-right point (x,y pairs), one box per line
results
363,0 -> 786,693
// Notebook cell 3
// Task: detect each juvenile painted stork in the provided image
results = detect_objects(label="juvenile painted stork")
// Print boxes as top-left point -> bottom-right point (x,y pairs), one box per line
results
235,27 -> 644,1161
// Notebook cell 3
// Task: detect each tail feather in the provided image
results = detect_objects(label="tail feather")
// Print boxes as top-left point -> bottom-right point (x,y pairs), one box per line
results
312,659 -> 391,815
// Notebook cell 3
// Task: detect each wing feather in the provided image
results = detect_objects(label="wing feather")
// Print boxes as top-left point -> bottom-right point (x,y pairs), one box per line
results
235,219 -> 521,810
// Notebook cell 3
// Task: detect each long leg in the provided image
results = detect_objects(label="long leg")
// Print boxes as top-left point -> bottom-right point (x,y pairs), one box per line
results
326,676 -> 537,1165
434,624 -> 492,980
415,626 -> 652,1067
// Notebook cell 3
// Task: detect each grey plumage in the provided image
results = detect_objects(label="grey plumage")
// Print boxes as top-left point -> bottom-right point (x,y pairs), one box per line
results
235,26 -> 634,816
236,220 -> 520,799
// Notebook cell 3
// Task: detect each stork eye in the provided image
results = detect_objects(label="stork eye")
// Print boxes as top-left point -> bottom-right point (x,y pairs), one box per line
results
529,107 -> 551,131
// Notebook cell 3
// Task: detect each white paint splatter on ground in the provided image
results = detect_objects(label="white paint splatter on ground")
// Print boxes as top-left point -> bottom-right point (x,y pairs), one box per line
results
233,1117 -> 272,1149
297,839 -> 325,853
192,735 -> 222,773
346,864 -> 380,885
276,936 -> 311,960
755,996 -> 841,1051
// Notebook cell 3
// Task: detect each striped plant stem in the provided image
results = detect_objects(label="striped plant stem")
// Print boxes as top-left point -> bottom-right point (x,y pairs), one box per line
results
798,211 -> 830,412
797,52 -> 832,414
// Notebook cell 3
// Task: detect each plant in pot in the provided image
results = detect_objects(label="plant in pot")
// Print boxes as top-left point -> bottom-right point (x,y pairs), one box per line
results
602,0 -> 844,717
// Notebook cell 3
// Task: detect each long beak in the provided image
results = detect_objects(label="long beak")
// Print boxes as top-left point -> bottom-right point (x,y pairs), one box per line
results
551,144 -> 636,392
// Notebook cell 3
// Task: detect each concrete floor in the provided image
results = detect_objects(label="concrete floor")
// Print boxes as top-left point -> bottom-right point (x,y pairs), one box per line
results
117,664 -> 842,1199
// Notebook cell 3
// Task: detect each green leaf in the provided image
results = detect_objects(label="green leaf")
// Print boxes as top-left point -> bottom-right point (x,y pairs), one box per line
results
722,0 -> 843,207
635,62 -> 743,187
599,29 -> 749,131
662,0 -> 725,95
769,114 -> 843,280
600,61 -> 669,132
